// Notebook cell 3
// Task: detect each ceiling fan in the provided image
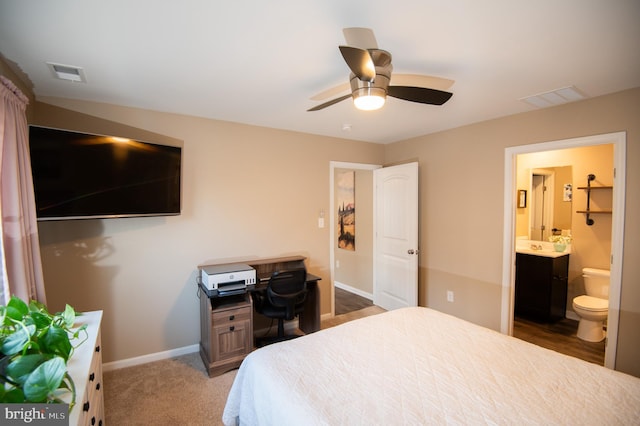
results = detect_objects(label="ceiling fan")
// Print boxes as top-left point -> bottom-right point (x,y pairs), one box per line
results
308,28 -> 454,112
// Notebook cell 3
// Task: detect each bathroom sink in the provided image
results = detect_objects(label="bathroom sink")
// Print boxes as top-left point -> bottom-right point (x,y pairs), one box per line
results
515,240 -> 571,258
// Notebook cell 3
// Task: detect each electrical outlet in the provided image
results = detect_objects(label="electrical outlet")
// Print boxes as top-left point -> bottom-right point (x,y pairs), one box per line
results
447,291 -> 454,303
336,260 -> 340,268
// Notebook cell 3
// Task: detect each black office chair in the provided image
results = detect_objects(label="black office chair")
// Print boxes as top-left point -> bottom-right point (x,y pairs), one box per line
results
252,268 -> 308,346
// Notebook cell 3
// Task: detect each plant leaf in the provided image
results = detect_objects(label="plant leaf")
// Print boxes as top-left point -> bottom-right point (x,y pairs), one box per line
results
61,305 -> 76,329
0,324 -> 35,355
0,386 -> 25,403
7,297 -> 29,320
5,354 -> 46,385
23,356 -> 65,402
28,300 -> 47,313
30,312 -> 51,330
41,326 -> 72,361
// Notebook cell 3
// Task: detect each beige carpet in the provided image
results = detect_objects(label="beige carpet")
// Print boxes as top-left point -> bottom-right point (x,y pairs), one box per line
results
103,306 -> 385,425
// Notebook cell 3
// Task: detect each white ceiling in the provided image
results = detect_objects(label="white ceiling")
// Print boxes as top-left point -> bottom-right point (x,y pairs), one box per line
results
1,1 -> 639,144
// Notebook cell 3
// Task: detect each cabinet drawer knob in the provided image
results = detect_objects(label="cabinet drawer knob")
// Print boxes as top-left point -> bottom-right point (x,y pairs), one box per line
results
95,345 -> 101,353
83,401 -> 90,412
89,372 -> 95,382
229,315 -> 235,321
91,416 -> 96,425
229,326 -> 235,331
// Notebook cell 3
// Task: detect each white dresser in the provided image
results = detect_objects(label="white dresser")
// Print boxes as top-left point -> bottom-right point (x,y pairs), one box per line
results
67,310 -> 104,426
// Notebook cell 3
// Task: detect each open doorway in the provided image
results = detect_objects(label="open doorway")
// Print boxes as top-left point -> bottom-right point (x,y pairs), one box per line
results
502,132 -> 626,369
329,161 -> 380,316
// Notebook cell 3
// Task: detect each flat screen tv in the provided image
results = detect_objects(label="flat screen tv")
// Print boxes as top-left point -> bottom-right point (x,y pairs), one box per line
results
29,125 -> 182,221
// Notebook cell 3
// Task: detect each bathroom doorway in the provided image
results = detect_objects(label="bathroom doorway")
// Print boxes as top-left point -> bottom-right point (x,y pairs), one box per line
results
502,132 -> 626,369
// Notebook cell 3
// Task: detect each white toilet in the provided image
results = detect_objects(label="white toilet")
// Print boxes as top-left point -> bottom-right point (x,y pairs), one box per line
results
572,268 -> 610,342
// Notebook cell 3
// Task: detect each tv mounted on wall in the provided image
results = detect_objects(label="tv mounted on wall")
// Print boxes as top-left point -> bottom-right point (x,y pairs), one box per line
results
28,125 -> 182,221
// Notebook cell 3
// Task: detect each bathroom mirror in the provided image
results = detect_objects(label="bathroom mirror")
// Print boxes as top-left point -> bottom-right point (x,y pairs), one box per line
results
517,165 -> 572,242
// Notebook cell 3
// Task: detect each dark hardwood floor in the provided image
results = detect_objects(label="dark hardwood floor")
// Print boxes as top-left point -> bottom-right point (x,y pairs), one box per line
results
514,316 -> 605,365
335,287 -> 373,315
335,287 -> 604,365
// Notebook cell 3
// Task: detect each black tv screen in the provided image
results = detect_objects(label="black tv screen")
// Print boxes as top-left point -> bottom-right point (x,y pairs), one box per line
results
29,125 -> 182,221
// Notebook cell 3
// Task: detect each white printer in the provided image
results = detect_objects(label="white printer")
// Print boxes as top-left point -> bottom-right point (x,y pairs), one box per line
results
200,263 -> 256,295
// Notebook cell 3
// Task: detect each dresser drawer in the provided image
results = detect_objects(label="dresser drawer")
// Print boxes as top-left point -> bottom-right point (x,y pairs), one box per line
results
212,306 -> 251,324
68,311 -> 104,426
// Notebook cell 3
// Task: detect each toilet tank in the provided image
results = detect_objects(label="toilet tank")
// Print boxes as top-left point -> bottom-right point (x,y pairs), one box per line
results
582,268 -> 610,299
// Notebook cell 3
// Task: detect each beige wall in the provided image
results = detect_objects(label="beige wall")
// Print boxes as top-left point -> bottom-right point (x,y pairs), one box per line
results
552,166 -> 573,231
384,88 -> 640,377
31,98 -> 384,364
334,168 -> 374,295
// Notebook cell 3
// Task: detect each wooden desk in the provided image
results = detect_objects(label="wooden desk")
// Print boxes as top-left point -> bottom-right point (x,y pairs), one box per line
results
198,255 -> 321,376
200,255 -> 321,333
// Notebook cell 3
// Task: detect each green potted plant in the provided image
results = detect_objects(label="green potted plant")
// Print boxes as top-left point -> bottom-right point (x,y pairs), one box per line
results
0,296 -> 87,408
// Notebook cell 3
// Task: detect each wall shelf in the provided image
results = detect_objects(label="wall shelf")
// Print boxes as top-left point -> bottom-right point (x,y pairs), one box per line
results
577,174 -> 612,226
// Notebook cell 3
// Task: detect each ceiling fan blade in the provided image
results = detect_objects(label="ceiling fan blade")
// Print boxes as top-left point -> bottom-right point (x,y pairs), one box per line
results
307,94 -> 352,111
343,27 -> 378,49
390,74 -> 455,91
387,86 -> 453,105
339,46 -> 376,82
310,82 -> 350,101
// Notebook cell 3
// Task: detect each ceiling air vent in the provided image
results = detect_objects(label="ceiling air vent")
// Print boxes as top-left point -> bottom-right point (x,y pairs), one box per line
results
520,86 -> 585,108
46,62 -> 86,83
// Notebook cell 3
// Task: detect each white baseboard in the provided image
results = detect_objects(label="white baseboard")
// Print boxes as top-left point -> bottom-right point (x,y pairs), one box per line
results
102,344 -> 200,372
334,281 -> 373,301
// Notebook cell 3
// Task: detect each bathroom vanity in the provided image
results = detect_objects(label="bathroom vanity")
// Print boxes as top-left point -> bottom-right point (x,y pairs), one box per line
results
515,251 -> 569,323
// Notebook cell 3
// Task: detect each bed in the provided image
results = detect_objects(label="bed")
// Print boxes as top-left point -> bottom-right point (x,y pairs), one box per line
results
222,307 -> 640,425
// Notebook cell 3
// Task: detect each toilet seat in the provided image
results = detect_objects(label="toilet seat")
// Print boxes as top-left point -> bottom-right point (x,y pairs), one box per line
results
573,295 -> 608,312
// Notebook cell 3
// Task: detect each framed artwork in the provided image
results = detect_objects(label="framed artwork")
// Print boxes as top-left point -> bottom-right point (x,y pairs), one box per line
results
563,183 -> 573,202
337,170 -> 355,251
518,190 -> 527,208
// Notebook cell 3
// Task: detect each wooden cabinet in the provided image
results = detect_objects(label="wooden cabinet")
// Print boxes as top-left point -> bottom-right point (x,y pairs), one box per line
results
68,311 -> 104,426
515,253 -> 569,322
199,289 -> 253,377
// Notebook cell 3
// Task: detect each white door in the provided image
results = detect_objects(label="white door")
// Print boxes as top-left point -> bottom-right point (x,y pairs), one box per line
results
373,162 -> 419,310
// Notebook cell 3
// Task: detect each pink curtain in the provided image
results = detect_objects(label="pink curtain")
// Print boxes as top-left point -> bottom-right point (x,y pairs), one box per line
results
0,75 -> 46,305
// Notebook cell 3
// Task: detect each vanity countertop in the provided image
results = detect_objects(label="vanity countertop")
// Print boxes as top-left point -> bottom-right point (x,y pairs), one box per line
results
515,248 -> 570,258
515,240 -> 571,258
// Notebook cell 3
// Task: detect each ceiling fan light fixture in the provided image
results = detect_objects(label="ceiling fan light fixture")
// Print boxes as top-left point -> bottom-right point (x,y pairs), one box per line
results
353,87 -> 386,111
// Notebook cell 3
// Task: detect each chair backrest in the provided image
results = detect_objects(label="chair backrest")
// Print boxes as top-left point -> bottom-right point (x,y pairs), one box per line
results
267,268 -> 308,320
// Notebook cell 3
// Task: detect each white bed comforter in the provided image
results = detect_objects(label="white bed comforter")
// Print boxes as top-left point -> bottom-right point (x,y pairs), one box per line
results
223,307 -> 640,425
